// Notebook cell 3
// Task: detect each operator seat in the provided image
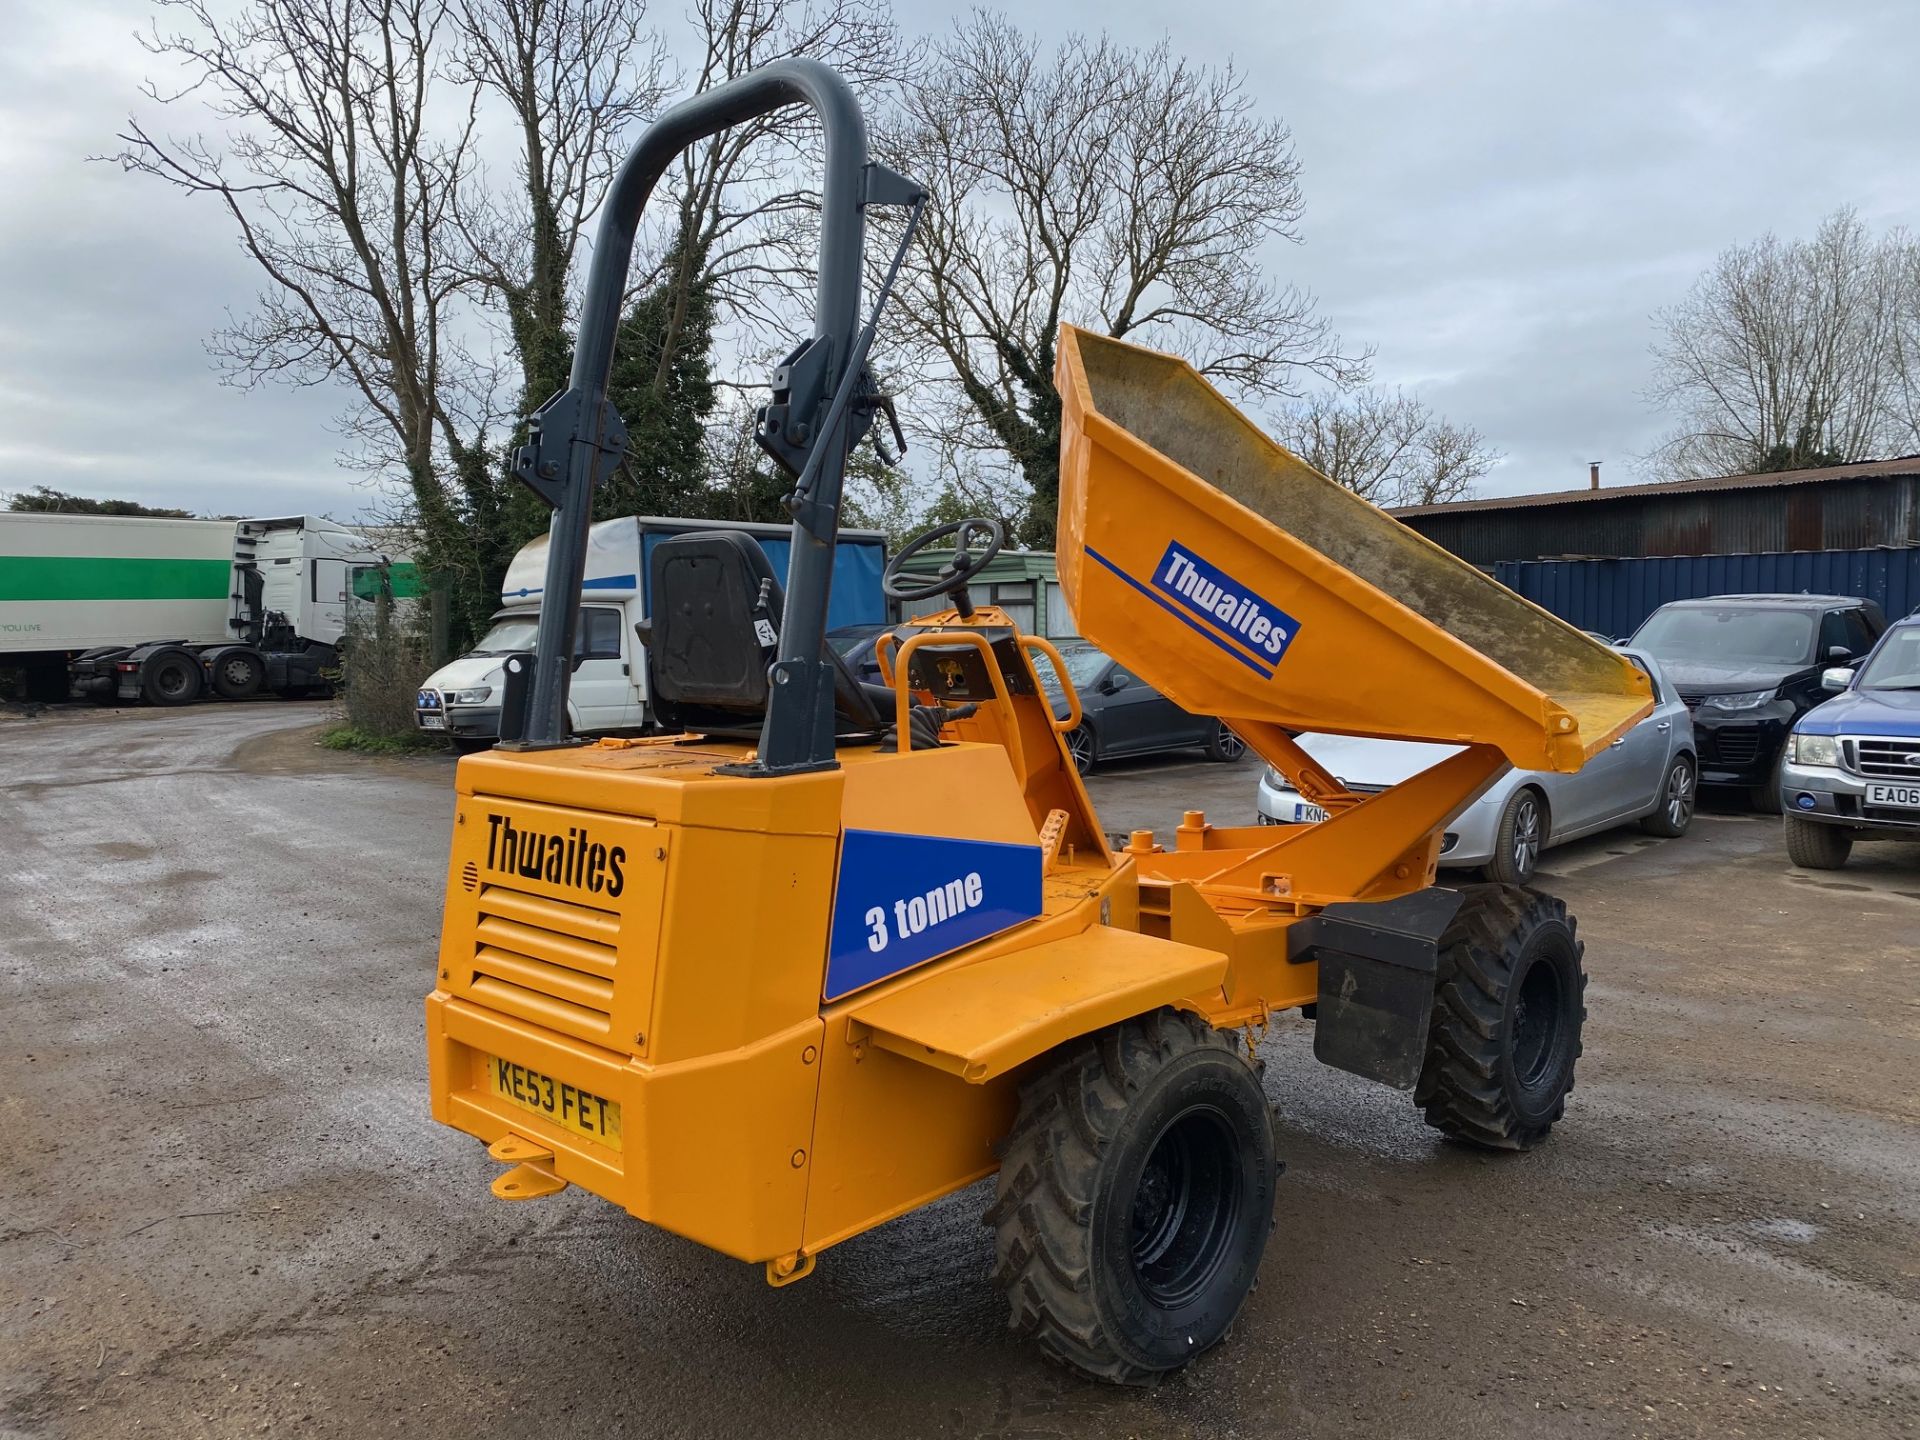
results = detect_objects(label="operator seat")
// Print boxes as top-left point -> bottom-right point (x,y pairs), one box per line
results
644,530 -> 888,740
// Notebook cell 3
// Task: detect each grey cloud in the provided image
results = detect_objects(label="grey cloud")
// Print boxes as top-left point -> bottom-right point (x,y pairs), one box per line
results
4,0 -> 1917,518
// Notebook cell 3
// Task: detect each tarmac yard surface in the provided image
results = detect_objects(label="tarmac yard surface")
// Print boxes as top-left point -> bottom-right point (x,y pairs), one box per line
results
3,705 -> 1919,1439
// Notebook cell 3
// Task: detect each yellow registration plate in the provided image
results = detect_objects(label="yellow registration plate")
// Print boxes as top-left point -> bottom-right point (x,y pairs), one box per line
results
485,1055 -> 623,1151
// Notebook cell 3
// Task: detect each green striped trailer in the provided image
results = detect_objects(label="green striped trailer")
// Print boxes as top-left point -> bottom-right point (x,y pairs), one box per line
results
0,514 -> 235,657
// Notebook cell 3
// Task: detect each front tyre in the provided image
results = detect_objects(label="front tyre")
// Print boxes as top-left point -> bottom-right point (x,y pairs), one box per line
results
1415,885 -> 1586,1152
1483,787 -> 1545,885
1065,724 -> 1096,775
210,649 -> 264,700
1205,720 -> 1247,763
1784,813 -> 1851,869
1750,750 -> 1785,814
988,1010 -> 1276,1384
1639,753 -> 1696,837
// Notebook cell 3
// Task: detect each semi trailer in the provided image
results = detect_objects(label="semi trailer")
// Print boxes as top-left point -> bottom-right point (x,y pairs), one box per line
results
0,511 -> 410,705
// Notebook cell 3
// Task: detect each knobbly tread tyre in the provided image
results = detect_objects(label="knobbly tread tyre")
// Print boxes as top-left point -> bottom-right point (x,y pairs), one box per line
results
1783,813 -> 1851,869
986,1008 -> 1275,1385
1414,884 -> 1585,1153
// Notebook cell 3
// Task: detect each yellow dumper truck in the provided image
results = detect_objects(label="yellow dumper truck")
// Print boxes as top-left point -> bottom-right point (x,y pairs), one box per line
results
425,59 -> 1650,1382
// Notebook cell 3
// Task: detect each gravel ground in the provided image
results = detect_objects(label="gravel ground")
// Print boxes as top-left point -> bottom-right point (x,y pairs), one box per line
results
2,703 -> 1917,1439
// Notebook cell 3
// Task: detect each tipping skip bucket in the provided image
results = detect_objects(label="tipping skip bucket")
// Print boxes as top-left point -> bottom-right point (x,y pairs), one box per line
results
1054,326 -> 1650,773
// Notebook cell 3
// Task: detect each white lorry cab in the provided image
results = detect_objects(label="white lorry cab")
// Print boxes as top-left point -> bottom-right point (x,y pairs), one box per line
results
415,515 -> 889,747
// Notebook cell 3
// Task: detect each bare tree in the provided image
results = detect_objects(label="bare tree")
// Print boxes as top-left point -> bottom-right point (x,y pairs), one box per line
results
111,0 -> 503,618
451,0 -> 671,421
658,0 -> 903,347
879,10 -> 1369,542
1889,237 -> 1920,455
1646,208 -> 1914,479
1277,389 -> 1498,508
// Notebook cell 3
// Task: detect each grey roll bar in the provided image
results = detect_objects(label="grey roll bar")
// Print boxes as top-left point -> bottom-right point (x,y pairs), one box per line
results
504,58 -> 921,771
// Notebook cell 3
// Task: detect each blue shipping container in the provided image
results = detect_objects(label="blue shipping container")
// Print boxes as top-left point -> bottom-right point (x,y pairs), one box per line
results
1494,548 -> 1920,640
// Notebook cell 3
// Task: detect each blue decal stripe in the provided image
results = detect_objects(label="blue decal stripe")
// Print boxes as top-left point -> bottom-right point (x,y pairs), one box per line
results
502,572 -> 638,600
1084,546 -> 1275,679
824,829 -> 1045,1001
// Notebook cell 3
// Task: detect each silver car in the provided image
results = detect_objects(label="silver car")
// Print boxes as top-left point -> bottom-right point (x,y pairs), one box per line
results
1254,648 -> 1697,885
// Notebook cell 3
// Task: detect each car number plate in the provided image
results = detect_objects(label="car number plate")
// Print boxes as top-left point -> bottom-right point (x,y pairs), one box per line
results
418,713 -> 446,730
486,1055 -> 622,1150
1293,801 -> 1329,823
1866,781 -> 1920,809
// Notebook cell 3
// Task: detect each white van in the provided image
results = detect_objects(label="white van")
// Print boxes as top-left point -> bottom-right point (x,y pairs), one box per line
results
415,516 -> 889,746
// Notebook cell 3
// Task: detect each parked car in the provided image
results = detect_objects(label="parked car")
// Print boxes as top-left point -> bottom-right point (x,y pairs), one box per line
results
1778,616 -> 1920,869
827,623 -> 891,687
1629,594 -> 1886,812
1255,648 -> 1695,885
1035,642 -> 1245,772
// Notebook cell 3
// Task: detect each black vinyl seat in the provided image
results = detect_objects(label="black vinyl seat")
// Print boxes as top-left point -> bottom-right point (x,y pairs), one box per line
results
645,530 -> 888,739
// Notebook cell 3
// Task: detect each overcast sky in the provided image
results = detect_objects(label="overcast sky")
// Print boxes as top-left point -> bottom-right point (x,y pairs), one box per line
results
2,0 -> 1916,521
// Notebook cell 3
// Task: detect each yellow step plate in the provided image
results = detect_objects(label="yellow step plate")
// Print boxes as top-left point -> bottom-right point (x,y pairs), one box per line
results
849,926 -> 1229,1083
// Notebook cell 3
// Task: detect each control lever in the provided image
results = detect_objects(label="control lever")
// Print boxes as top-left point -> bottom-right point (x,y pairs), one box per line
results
894,700 -> 980,753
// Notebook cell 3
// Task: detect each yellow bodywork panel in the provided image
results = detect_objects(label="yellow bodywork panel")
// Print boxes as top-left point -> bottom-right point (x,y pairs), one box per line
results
429,728 -> 1149,1265
1054,325 -> 1650,774
849,924 -> 1229,1082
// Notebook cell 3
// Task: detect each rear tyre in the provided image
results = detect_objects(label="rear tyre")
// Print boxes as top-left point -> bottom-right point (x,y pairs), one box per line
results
1205,721 -> 1247,763
1066,724 -> 1096,775
209,649 -> 264,700
1415,885 -> 1585,1152
140,649 -> 203,707
988,1009 -> 1277,1385
1482,787 -> 1545,886
1639,754 -> 1696,837
1749,750 -> 1785,814
1783,814 -> 1851,869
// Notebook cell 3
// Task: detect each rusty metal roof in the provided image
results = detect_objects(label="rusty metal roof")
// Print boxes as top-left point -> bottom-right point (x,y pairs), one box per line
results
1389,454 -> 1920,519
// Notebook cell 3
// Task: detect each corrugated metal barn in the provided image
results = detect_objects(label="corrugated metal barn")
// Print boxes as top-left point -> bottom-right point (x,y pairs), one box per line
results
1493,548 -> 1920,638
1391,456 -> 1920,567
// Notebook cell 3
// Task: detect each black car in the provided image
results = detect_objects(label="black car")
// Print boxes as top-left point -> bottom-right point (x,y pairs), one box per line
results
1629,593 -> 1886,810
1037,642 -> 1246,773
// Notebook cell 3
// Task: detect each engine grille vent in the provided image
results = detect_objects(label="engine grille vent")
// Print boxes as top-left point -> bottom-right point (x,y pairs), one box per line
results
461,861 -> 479,892
468,884 -> 619,1045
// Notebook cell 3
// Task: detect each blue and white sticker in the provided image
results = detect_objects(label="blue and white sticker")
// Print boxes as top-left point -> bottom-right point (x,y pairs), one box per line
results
1085,541 -> 1300,679
824,829 -> 1043,1000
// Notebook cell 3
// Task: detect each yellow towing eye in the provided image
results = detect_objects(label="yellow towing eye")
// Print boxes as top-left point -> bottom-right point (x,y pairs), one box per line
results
487,1133 -> 567,1201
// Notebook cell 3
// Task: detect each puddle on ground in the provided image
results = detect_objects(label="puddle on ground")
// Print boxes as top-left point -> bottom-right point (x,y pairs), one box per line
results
1748,1217 -> 1820,1244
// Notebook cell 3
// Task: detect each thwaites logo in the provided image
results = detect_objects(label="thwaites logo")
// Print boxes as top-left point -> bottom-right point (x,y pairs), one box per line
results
484,813 -> 626,897
1150,541 -> 1301,677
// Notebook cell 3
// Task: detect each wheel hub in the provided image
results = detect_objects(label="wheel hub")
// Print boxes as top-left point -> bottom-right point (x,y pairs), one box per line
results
1511,959 -> 1564,1090
1127,1107 -> 1241,1309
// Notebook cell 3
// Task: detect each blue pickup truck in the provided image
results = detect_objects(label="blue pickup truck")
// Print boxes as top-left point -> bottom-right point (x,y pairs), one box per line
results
1779,614 -> 1920,868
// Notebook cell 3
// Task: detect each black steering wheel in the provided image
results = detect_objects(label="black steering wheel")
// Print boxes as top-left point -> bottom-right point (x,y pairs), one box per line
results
882,517 -> 1006,612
